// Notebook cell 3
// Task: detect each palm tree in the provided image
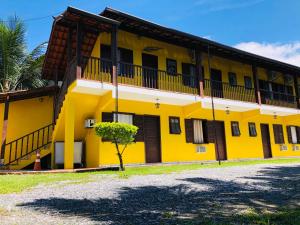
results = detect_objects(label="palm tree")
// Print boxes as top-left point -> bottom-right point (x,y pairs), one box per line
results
0,16 -> 47,93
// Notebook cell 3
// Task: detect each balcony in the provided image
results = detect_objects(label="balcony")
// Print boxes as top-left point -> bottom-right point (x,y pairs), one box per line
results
203,79 -> 256,103
54,56 -> 299,121
81,56 -> 199,95
260,89 -> 298,109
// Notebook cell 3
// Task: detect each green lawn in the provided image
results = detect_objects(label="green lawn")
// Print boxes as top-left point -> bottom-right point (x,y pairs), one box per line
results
0,157 -> 300,194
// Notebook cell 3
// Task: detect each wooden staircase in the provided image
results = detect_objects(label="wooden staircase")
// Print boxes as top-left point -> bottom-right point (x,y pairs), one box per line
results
0,124 -> 54,170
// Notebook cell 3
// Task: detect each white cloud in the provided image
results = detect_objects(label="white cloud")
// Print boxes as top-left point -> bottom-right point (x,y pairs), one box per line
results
234,42 -> 300,67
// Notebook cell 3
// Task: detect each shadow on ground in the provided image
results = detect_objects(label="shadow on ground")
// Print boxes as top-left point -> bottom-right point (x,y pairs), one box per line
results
18,165 -> 300,225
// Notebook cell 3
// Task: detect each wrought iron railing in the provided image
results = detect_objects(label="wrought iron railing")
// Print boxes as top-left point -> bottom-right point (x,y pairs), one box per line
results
81,57 -> 198,95
3,124 -> 54,166
204,79 -> 256,103
260,89 -> 298,108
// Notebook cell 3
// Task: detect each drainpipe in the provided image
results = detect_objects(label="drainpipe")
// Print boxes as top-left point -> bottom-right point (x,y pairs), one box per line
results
111,25 -> 118,122
207,45 -> 221,165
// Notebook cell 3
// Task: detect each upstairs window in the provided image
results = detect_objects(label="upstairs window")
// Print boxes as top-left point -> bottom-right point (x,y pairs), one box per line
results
228,72 -> 237,86
166,59 -> 177,76
248,122 -> 257,137
273,124 -> 285,144
100,44 -> 112,73
231,121 -> 241,136
244,76 -> 252,89
118,48 -> 134,77
182,63 -> 196,88
169,117 -> 181,134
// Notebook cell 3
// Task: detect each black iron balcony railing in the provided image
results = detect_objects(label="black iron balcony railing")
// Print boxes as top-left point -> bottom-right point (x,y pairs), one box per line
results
53,56 -> 300,113
260,89 -> 298,108
81,57 -> 199,95
204,79 -> 256,103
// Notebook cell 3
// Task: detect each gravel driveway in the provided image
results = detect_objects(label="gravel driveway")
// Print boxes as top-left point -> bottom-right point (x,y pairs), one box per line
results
0,163 -> 300,225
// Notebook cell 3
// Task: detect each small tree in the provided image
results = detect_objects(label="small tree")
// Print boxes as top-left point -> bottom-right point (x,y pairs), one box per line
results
95,122 -> 138,171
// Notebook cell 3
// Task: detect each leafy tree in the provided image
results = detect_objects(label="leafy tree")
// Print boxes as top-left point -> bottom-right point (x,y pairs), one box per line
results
0,16 -> 47,92
95,122 -> 138,171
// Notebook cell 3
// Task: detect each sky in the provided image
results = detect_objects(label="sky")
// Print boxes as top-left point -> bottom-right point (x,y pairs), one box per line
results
1,0 -> 300,66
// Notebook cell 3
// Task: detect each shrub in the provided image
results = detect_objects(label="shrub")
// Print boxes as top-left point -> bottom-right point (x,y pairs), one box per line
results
95,122 -> 138,171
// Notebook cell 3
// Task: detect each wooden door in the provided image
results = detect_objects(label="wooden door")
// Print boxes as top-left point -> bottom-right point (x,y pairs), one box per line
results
210,69 -> 223,98
260,124 -> 272,158
142,53 -> 158,89
144,116 -> 161,163
214,121 -> 227,160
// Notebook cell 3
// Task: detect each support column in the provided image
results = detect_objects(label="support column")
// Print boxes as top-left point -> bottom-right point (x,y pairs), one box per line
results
76,23 -> 82,80
252,65 -> 261,105
196,50 -> 204,97
64,96 -> 75,169
111,24 -> 118,119
293,75 -> 300,109
0,96 -> 9,163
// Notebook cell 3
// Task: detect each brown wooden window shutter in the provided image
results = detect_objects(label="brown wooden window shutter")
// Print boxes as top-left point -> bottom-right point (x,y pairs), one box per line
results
101,112 -> 113,142
296,127 -> 300,144
133,115 -> 144,142
206,121 -> 215,143
286,126 -> 292,143
273,124 -> 284,144
102,112 -> 113,122
185,119 -> 194,143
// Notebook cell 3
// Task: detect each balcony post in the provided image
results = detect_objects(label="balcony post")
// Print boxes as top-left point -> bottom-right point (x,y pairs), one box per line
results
76,22 -> 82,80
0,95 -> 9,163
293,75 -> 300,109
252,65 -> 261,105
111,24 -> 118,120
196,51 -> 204,97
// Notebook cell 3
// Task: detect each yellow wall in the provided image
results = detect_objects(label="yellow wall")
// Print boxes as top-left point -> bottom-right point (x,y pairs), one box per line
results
0,96 -> 53,163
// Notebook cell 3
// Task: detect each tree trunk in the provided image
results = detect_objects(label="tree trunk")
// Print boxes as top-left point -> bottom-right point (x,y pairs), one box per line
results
117,152 -> 125,171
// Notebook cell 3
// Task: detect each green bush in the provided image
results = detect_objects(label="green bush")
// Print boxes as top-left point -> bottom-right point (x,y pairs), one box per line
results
95,122 -> 138,171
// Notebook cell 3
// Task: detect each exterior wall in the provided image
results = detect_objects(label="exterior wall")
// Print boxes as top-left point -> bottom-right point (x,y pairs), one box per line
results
0,96 -> 53,163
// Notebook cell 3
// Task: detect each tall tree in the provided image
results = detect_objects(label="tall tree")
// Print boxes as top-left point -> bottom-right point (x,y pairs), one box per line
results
0,16 -> 47,92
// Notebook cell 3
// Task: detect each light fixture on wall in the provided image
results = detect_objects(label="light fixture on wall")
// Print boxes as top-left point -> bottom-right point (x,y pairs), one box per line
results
225,107 -> 230,115
273,112 -> 277,119
155,98 -> 160,109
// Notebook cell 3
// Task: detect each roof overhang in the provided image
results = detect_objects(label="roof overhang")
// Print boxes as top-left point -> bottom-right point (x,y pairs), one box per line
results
42,6 -> 120,80
101,7 -> 300,75
0,86 -> 57,103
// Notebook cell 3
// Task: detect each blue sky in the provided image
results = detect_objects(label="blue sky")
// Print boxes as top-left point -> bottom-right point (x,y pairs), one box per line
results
1,0 -> 300,66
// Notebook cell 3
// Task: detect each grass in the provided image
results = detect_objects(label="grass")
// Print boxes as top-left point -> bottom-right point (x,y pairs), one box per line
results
0,157 -> 300,194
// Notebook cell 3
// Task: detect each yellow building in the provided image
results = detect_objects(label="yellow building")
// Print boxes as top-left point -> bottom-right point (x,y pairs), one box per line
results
1,7 -> 300,170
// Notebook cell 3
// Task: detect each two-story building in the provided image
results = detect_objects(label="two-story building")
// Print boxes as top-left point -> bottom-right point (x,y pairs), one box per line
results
1,6 -> 300,170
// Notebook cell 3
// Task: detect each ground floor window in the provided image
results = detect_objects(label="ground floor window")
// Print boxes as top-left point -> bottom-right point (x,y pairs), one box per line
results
113,113 -> 133,124
231,121 -> 241,136
193,119 -> 204,144
248,122 -> 257,137
273,124 -> 285,144
287,126 -> 300,144
169,117 -> 181,134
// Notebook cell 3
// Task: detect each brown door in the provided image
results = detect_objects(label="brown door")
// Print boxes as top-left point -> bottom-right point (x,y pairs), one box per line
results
144,116 -> 161,163
210,69 -> 223,98
214,121 -> 227,160
142,53 -> 158,89
260,124 -> 272,158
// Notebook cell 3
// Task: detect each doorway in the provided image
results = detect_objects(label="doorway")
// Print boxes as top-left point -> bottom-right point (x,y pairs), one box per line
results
144,115 -> 161,163
210,69 -> 223,98
260,124 -> 272,158
142,53 -> 158,89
